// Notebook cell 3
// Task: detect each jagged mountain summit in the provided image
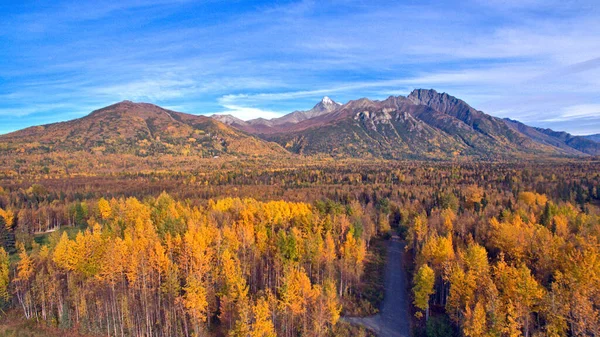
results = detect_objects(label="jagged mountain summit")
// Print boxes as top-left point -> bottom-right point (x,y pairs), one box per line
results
212,96 -> 342,134
0,100 -> 285,157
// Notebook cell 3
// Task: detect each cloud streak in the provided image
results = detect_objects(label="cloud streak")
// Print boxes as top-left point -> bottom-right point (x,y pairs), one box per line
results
542,104 -> 600,122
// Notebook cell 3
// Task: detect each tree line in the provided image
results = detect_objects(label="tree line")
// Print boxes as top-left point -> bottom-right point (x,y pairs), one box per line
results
0,160 -> 599,336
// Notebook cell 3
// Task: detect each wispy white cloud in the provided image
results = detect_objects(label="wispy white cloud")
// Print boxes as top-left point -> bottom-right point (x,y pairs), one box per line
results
542,104 -> 600,122
216,66 -> 542,106
0,102 -> 97,118
213,104 -> 283,121
90,78 -> 198,101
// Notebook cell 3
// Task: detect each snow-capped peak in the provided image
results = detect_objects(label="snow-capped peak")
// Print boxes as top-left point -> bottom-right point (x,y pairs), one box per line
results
321,96 -> 335,105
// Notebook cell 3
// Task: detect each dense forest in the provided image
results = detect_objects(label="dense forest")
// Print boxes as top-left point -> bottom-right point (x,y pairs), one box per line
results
0,159 -> 599,336
3,0 -> 599,336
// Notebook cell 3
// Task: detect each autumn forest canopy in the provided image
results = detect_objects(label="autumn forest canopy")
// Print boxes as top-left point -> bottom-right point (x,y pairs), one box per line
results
3,0 -> 600,335
0,157 -> 598,337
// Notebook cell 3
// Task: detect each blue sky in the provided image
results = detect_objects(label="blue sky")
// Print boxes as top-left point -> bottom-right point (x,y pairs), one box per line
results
1,0 -> 599,135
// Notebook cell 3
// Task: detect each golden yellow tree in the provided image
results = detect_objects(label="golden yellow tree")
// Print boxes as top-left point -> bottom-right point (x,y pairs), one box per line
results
413,264 -> 435,320
0,208 -> 14,229
250,295 -> 276,337
14,243 -> 34,318
97,197 -> 112,220
464,300 -> 487,337
0,247 -> 9,303
183,275 -> 209,329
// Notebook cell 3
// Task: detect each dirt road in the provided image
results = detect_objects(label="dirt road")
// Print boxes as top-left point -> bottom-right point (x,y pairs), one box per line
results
346,237 -> 410,337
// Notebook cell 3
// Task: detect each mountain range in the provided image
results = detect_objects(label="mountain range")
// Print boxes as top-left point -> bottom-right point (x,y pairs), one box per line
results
584,134 -> 600,143
211,96 -> 341,134
1,89 -> 598,160
214,89 -> 600,159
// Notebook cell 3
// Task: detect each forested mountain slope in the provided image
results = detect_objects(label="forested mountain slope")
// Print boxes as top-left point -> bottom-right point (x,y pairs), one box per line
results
0,101 -> 285,158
